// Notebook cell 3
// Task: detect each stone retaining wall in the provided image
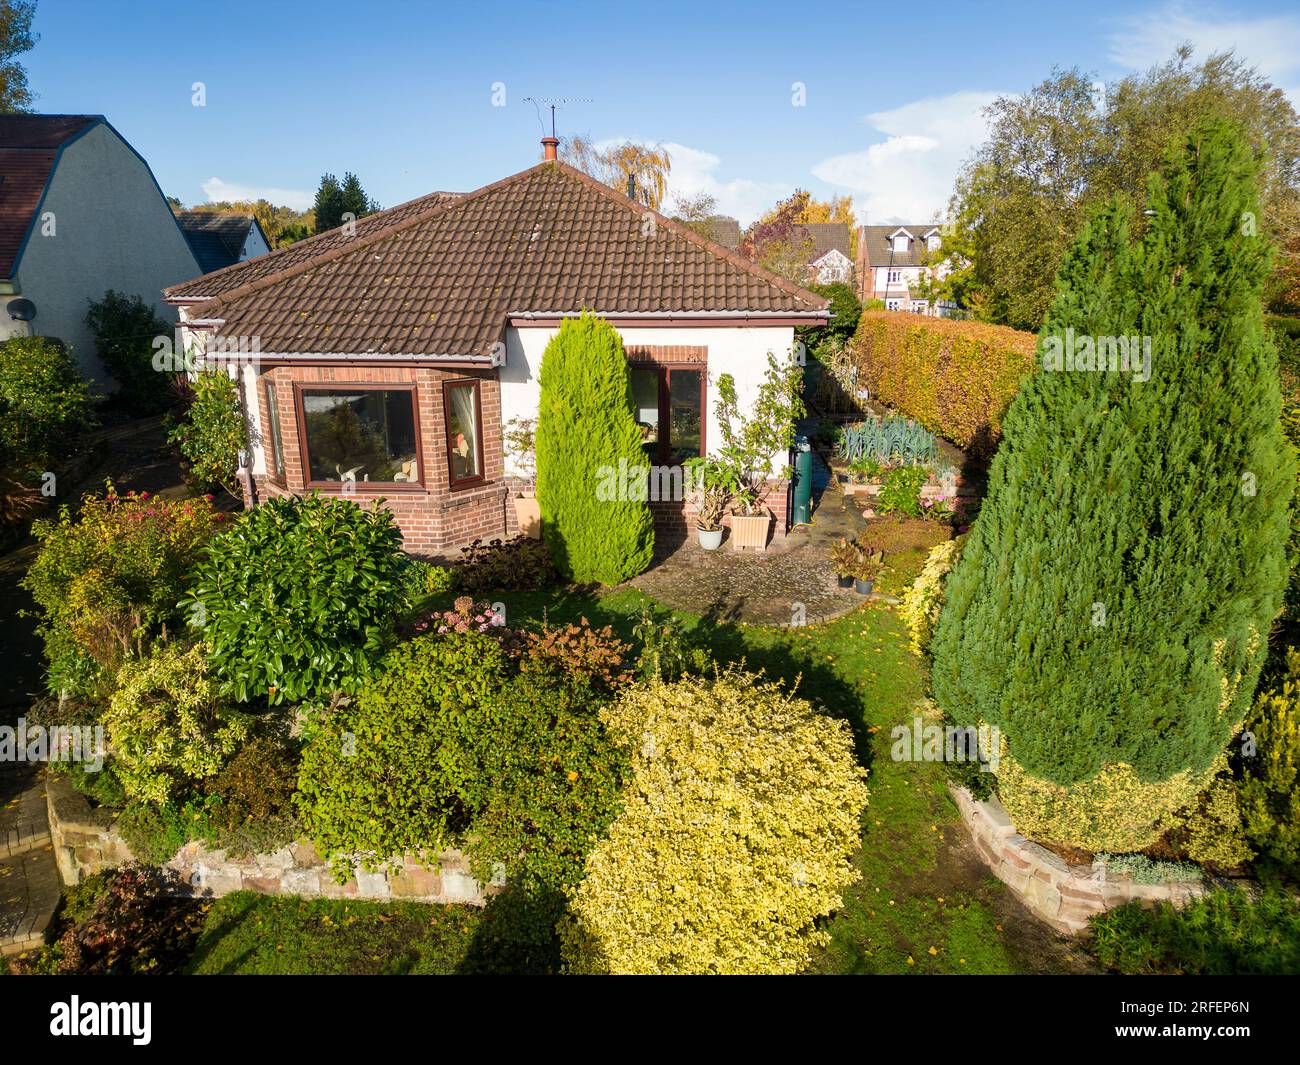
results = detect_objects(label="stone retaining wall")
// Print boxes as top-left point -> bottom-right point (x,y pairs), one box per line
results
949,784 -> 1208,934
46,776 -> 492,906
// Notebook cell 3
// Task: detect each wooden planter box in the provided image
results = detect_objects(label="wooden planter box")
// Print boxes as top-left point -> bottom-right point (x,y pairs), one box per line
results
730,513 -> 771,552
512,494 -> 542,539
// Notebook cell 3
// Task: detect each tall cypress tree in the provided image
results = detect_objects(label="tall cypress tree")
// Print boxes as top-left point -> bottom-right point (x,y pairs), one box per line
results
536,314 -> 654,584
931,121 -> 1293,844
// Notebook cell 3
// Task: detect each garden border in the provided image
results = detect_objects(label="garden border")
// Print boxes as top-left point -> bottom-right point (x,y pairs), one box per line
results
46,775 -> 494,907
949,784 -> 1210,934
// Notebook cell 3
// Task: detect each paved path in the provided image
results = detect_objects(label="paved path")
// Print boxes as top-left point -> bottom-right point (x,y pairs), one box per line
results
0,766 -> 59,957
631,447 -> 870,626
0,415 -> 198,961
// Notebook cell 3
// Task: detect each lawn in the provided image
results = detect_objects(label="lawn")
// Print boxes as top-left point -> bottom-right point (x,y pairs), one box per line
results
179,541 -> 1089,975
185,894 -> 487,975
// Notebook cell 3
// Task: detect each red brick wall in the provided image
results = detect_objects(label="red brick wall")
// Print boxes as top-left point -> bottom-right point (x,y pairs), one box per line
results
244,363 -> 509,555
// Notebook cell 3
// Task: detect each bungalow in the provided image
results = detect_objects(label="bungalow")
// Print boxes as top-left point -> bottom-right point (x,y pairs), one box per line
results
164,141 -> 829,555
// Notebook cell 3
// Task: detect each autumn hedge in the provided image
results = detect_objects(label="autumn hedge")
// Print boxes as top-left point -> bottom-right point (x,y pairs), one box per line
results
851,311 -> 1036,454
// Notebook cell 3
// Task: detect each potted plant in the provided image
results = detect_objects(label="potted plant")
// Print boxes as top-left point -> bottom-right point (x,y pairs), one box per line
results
504,417 -> 541,538
830,537 -> 857,588
852,545 -> 885,595
712,353 -> 806,553
685,457 -> 735,550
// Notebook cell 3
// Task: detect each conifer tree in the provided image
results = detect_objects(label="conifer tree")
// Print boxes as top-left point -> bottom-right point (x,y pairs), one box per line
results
536,314 -> 654,584
931,121 -> 1293,845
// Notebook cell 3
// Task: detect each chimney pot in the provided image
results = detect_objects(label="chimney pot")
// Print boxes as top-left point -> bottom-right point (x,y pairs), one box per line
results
541,136 -> 559,161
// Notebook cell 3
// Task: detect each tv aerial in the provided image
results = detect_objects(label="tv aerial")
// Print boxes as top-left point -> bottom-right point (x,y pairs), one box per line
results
522,96 -> 594,141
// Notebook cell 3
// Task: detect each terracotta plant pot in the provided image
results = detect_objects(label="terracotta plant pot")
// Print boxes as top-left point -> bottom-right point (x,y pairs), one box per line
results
730,513 -> 771,552
697,527 -> 724,550
513,495 -> 542,539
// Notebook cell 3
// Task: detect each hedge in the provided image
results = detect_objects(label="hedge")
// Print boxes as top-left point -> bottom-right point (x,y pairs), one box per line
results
851,311 -> 1036,454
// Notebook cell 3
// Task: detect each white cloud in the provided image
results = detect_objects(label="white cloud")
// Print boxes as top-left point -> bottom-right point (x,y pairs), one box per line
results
200,176 -> 313,211
1107,2 -> 1300,89
811,90 -> 999,225
659,142 -> 790,226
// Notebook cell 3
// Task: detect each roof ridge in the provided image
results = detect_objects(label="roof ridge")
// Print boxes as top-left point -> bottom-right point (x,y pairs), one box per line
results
548,161 -> 828,310
165,186 -> 463,298
192,165 -> 549,317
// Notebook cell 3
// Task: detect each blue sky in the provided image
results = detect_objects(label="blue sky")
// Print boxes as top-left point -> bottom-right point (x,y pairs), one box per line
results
26,0 -> 1300,225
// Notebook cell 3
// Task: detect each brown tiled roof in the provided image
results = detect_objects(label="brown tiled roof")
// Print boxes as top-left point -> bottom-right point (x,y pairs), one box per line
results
165,189 -> 464,300
0,115 -> 99,277
859,223 -> 942,268
188,162 -> 828,357
796,222 -> 851,263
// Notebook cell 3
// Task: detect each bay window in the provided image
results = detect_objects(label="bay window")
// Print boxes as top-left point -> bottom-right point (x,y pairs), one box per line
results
299,386 -> 420,485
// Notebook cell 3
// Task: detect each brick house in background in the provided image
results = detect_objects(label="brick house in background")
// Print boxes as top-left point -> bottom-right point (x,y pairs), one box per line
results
796,222 -> 853,285
856,223 -> 953,315
164,144 -> 828,556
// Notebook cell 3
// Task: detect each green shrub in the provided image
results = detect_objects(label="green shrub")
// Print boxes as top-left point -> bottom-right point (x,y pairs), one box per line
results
296,633 -> 508,875
1239,651 -> 1300,869
630,605 -> 711,683
0,335 -> 95,471
23,485 -> 229,698
852,310 -> 1036,454
116,799 -> 203,865
467,671 -> 629,889
84,290 -> 174,412
931,123 -> 1292,850
181,493 -> 405,703
560,669 -> 869,975
103,642 -> 251,804
876,465 -> 927,517
457,535 -> 557,592
536,314 -> 653,584
1089,889 -> 1300,975
298,631 -> 627,889
397,558 -> 457,606
200,735 -> 301,858
166,370 -> 247,495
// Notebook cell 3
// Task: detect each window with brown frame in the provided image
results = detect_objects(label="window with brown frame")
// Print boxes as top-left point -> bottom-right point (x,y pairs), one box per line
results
443,379 -> 485,488
297,385 -> 421,486
263,380 -> 285,480
628,364 -> 705,465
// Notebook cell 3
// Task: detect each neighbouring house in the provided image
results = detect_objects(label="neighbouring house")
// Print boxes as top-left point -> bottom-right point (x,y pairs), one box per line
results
164,141 -> 829,555
0,114 -> 201,383
856,223 -> 954,315
797,222 -> 853,286
176,210 -> 272,273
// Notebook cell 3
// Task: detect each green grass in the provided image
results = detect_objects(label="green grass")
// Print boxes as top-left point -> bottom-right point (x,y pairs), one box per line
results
185,894 -> 488,975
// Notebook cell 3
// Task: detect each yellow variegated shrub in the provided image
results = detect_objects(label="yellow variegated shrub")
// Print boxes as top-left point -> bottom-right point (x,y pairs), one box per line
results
560,670 -> 869,975
900,535 -> 966,657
